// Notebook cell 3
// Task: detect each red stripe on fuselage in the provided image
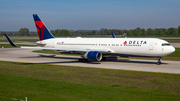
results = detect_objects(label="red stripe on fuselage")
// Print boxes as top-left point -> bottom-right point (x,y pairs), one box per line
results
35,21 -> 45,40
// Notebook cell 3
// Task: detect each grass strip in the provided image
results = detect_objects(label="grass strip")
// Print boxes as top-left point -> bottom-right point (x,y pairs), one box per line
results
0,61 -> 180,101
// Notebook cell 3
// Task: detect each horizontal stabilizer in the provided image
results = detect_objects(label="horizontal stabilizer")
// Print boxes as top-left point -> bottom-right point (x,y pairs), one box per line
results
4,34 -> 18,47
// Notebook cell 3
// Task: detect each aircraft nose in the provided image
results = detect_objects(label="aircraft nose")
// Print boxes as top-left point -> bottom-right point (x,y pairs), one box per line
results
169,46 -> 175,53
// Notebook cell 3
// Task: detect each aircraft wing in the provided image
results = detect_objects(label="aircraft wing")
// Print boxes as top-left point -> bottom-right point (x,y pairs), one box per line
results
20,46 -> 111,53
4,34 -> 112,53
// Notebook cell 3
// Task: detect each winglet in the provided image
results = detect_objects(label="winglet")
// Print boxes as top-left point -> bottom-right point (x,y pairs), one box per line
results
112,33 -> 116,38
4,34 -> 18,47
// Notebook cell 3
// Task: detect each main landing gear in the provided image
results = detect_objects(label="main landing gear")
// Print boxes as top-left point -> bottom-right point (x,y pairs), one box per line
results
157,57 -> 161,65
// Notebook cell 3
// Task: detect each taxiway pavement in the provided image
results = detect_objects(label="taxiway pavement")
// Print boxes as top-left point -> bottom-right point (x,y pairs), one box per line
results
171,43 -> 180,48
0,48 -> 180,74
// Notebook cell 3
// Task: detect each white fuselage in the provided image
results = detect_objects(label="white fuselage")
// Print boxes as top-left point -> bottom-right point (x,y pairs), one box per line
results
38,38 -> 175,57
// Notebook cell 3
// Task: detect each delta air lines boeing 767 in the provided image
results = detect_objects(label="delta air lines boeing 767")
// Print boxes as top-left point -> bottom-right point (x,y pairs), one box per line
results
5,14 -> 175,65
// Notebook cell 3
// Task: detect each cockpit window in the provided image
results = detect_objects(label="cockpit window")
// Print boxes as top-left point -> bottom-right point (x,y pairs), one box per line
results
162,43 -> 171,46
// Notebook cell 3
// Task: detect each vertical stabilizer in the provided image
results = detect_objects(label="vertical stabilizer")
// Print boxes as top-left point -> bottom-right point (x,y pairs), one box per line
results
33,14 -> 54,40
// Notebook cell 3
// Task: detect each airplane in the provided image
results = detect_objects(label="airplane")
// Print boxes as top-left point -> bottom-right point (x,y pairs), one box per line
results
5,14 -> 175,65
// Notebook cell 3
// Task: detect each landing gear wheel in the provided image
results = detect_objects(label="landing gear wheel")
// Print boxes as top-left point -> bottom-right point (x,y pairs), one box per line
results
102,57 -> 107,61
157,61 -> 161,65
79,58 -> 82,62
157,57 -> 161,65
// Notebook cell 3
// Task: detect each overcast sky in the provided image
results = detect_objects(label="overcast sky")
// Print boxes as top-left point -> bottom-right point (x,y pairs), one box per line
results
0,0 -> 180,31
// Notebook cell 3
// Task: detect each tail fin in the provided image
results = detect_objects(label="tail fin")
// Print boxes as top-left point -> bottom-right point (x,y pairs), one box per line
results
33,14 -> 54,41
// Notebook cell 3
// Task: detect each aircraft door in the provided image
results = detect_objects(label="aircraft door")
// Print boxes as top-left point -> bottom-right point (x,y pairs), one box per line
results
149,42 -> 153,50
52,41 -> 54,48
161,47 -> 164,54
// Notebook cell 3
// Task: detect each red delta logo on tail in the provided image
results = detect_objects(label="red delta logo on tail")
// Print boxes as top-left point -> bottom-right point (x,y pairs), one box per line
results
33,14 -> 54,41
35,21 -> 45,41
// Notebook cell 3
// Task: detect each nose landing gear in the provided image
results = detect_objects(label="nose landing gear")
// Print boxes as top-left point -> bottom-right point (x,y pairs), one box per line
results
157,57 -> 161,65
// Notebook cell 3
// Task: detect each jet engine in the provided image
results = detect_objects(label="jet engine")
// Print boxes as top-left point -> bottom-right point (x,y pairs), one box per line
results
83,51 -> 102,61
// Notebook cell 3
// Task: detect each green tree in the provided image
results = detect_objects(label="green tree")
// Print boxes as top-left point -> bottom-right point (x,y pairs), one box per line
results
92,30 -> 96,35
51,29 -> 71,37
100,28 -> 105,35
0,32 -> 6,36
18,28 -> 29,36
127,30 -> 132,36
141,29 -> 145,36
147,28 -> 153,35
178,26 -> 180,35
136,27 -> 141,36
60,29 -> 71,36
133,29 -> 138,36
104,28 -> 108,35
167,27 -> 175,35
175,29 -> 178,36
162,28 -> 167,36
154,28 -> 161,35
51,29 -> 58,36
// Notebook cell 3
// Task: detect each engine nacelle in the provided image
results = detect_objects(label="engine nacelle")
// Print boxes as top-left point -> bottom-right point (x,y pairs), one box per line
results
83,51 -> 102,61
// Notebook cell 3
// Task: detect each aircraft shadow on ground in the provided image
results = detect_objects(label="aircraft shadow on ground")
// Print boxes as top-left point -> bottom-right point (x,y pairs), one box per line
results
20,54 -> 101,64
20,54 -> 168,65
39,61 -> 101,64
116,59 -> 168,64
20,54 -> 79,60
